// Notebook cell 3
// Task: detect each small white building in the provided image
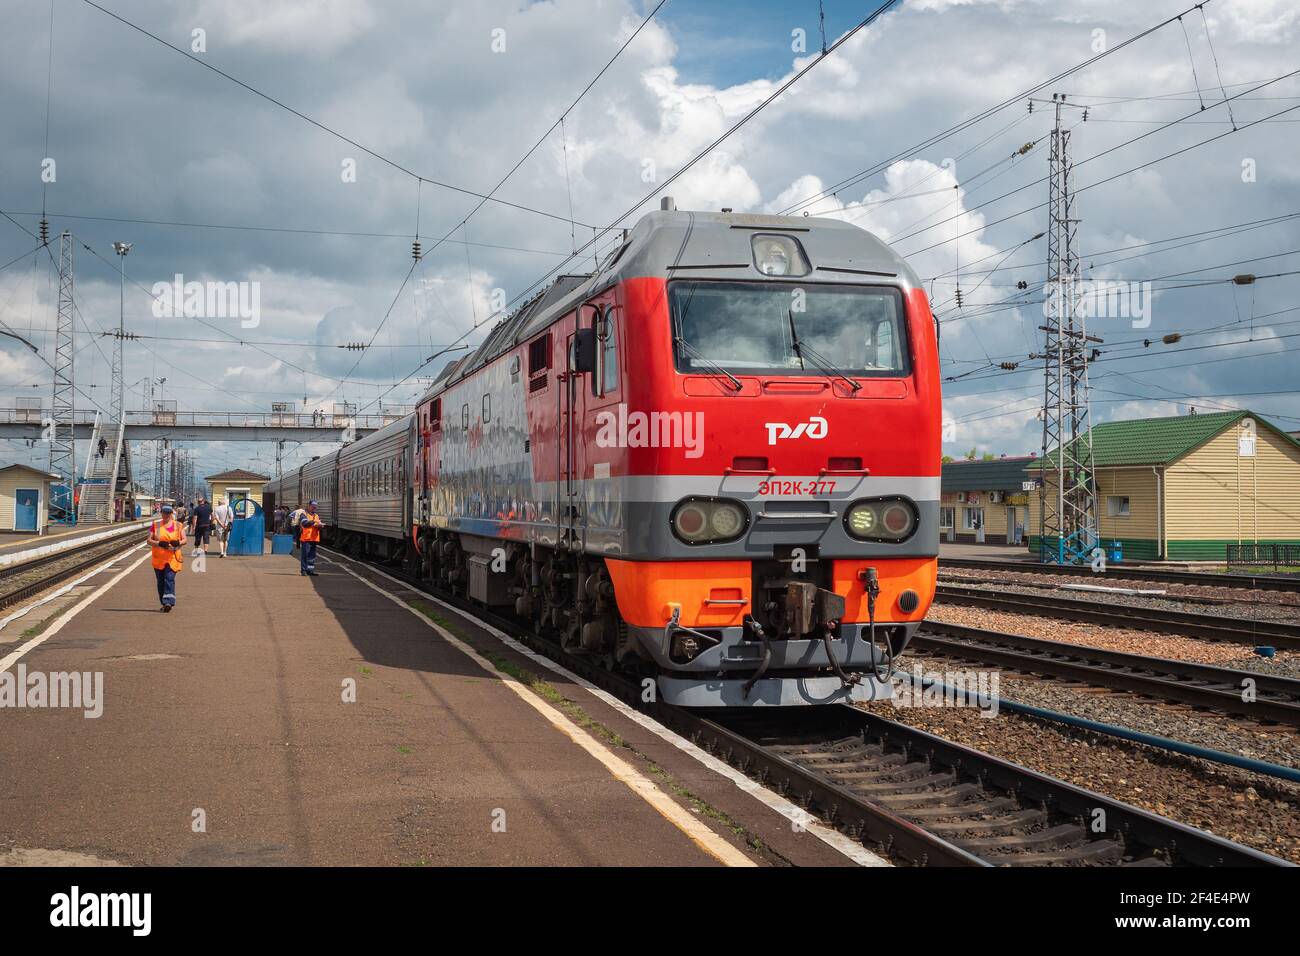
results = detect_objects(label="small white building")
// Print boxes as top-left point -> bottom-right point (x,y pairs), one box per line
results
0,464 -> 59,535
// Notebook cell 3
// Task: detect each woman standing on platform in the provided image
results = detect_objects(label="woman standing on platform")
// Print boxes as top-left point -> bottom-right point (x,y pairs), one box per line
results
148,504 -> 187,612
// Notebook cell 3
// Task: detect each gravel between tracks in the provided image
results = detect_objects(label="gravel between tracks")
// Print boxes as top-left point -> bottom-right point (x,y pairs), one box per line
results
859,687 -> 1300,863
924,604 -> 1300,678
941,568 -> 1300,623
904,648 -> 1300,768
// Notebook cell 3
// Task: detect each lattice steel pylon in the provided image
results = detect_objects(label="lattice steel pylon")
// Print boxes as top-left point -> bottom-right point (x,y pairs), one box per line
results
1037,95 -> 1099,564
49,231 -> 77,493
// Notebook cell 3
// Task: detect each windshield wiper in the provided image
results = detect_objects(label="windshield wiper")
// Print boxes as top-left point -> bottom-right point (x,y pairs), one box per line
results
674,337 -> 743,392
787,309 -> 861,392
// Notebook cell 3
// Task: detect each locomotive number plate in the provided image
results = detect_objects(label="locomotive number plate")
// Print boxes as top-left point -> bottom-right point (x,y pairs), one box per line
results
757,479 -> 837,496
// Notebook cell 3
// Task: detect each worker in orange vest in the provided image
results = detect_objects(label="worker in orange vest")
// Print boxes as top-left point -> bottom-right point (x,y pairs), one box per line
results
148,503 -> 187,612
298,500 -> 321,576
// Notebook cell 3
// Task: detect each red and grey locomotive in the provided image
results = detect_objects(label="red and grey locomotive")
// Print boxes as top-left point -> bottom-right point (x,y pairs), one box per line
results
266,201 -> 941,706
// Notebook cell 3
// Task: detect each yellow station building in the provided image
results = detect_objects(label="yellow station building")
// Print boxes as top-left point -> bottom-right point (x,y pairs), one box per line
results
1026,410 -> 1300,561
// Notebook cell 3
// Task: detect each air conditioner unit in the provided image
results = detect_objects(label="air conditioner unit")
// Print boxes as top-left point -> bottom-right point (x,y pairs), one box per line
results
989,491 -> 1005,503
956,492 -> 968,503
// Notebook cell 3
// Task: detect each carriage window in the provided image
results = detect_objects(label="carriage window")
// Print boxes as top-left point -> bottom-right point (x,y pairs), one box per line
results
429,398 -> 441,433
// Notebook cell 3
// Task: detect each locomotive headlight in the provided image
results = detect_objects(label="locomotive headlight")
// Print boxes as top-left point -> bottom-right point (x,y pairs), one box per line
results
709,501 -> 745,538
671,497 -> 749,545
844,497 -> 919,543
751,234 -> 810,278
847,502 -> 878,537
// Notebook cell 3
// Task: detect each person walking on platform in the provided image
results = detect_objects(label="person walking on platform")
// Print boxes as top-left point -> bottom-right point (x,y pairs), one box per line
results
189,494 -> 213,557
148,504 -> 186,612
213,496 -> 233,558
298,500 -> 321,576
288,502 -> 306,553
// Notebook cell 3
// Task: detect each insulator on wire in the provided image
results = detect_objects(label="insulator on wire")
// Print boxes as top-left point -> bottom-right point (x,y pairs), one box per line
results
955,287 -> 963,308
39,219 -> 49,246
1162,332 -> 1182,344
999,362 -> 1019,371
412,240 -> 422,261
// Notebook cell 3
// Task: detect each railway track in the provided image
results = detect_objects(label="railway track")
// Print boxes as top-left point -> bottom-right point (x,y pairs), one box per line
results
328,547 -> 1292,868
940,556 -> 1300,593
934,582 -> 1300,651
911,621 -> 1300,728
0,534 -> 144,611
714,707 -> 1286,866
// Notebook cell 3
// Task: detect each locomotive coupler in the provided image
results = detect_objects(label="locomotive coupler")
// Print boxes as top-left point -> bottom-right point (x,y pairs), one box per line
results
665,605 -> 721,663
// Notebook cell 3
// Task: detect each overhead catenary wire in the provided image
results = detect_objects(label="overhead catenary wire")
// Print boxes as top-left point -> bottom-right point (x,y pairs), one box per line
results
348,0 -> 907,419
75,0 -> 594,230
897,69 -> 1300,254
776,0 -> 1223,219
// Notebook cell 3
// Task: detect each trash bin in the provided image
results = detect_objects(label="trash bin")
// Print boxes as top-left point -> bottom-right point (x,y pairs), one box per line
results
1110,540 -> 1123,563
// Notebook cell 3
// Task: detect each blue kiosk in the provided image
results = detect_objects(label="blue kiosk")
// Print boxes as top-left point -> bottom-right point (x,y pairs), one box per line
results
227,497 -> 266,556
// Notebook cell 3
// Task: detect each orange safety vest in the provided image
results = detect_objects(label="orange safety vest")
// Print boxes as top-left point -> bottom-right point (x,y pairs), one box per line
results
299,513 -> 321,543
151,520 -> 184,572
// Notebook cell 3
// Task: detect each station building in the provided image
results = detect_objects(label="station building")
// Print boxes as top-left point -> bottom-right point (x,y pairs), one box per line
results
1026,410 -> 1300,561
0,463 -> 59,535
205,468 -> 270,510
939,456 -> 1035,545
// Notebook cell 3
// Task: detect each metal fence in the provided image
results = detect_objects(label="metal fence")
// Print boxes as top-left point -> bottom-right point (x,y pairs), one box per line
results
0,406 -> 404,430
1226,543 -> 1300,571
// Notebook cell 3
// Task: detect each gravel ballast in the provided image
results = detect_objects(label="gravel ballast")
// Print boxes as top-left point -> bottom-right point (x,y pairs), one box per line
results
860,685 -> 1300,863
924,604 -> 1300,677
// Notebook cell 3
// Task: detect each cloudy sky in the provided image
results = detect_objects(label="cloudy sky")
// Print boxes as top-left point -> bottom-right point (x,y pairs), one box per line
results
1,0 -> 1297,481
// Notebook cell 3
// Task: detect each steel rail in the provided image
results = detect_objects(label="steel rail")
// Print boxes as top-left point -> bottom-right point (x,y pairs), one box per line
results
939,556 -> 1300,593
933,582 -> 1300,650
0,534 -> 145,611
911,621 -> 1300,727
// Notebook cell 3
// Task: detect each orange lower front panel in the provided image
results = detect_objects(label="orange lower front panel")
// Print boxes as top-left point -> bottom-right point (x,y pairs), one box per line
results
832,556 -> 936,624
604,556 -> 937,630
604,559 -> 751,629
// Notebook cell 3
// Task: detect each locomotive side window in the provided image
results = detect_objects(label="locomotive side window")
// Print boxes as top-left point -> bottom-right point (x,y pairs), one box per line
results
429,398 -> 441,433
462,404 -> 470,430
592,308 -> 619,397
669,281 -> 910,378
482,393 -> 491,423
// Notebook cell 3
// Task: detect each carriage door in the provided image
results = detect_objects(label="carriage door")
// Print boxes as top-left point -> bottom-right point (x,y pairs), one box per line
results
561,305 -> 600,546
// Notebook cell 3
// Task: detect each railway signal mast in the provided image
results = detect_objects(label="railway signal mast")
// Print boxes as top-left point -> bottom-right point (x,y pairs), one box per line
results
1036,94 -> 1100,564
49,231 -> 77,506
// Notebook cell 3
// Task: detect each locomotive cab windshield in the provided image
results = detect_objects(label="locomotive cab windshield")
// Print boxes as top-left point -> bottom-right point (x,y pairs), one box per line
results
669,280 -> 910,379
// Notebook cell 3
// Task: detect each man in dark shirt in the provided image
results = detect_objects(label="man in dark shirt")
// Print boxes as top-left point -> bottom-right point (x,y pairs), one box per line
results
189,495 -> 214,557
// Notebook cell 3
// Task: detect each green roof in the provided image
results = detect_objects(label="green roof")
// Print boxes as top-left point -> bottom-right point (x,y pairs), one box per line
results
1029,410 -> 1300,470
942,456 -> 1036,492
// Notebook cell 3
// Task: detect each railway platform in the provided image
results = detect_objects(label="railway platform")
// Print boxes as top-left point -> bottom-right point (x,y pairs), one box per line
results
0,543 -> 871,868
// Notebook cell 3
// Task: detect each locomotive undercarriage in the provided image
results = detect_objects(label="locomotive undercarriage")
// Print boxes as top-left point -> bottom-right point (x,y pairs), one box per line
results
406,528 -> 644,673
401,526 -> 904,707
